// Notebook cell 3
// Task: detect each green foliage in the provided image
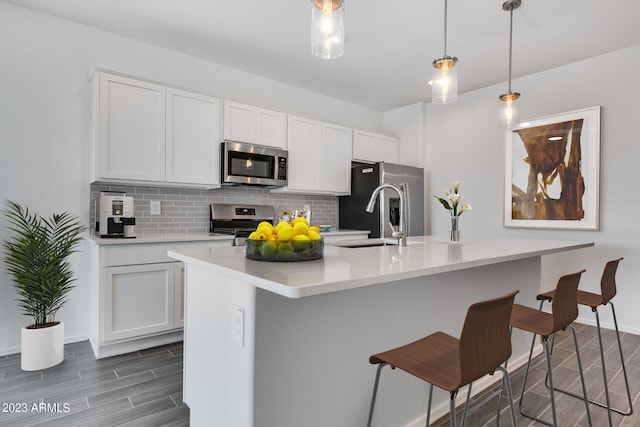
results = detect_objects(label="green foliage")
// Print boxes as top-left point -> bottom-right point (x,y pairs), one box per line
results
3,200 -> 86,327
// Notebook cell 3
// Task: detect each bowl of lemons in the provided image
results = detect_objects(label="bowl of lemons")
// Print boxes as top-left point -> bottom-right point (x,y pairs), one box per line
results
245,217 -> 324,262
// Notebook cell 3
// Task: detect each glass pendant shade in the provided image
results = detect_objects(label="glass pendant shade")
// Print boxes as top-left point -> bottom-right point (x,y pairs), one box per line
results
310,0 -> 345,59
431,56 -> 458,104
499,91 -> 520,125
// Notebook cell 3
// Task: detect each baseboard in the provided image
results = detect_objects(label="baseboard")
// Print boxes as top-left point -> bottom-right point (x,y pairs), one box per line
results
405,343 -> 544,427
0,334 -> 89,357
575,316 -> 640,336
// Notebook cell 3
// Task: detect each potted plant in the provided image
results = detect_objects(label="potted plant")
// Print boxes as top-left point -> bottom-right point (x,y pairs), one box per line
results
2,200 -> 85,371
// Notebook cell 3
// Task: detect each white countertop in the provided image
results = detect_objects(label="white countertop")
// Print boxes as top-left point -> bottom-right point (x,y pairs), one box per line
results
168,235 -> 594,298
86,229 -> 369,245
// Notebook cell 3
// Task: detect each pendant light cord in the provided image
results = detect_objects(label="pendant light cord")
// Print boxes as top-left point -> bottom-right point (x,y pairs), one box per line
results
443,0 -> 448,55
507,6 -> 513,92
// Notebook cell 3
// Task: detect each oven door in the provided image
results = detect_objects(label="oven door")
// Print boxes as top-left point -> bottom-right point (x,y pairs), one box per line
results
222,141 -> 287,187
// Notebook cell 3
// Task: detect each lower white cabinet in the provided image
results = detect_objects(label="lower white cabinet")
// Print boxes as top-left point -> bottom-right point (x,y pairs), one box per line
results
102,263 -> 176,342
88,239 -> 231,358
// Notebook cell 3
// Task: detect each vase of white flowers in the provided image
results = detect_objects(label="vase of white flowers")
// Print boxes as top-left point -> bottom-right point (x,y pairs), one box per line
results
434,181 -> 472,242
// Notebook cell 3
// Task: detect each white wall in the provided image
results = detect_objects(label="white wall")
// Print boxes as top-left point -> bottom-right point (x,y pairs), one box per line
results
0,3 -> 384,355
426,44 -> 640,333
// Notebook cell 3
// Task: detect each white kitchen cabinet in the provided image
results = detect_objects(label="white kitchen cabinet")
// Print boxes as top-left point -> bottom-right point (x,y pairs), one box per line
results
276,115 -> 352,195
87,239 -> 232,358
353,130 -> 399,163
92,71 -> 222,188
322,123 -> 353,194
223,100 -> 286,149
94,72 -> 166,182
166,88 -> 221,186
102,263 -> 175,342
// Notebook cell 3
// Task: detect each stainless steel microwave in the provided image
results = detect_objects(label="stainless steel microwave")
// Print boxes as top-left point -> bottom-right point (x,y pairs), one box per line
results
221,141 -> 288,187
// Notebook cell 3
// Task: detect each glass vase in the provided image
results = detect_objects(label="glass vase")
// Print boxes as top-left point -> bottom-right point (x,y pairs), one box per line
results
450,215 -> 460,242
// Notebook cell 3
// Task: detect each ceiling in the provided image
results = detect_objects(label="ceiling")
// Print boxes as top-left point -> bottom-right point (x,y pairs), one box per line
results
5,0 -> 640,111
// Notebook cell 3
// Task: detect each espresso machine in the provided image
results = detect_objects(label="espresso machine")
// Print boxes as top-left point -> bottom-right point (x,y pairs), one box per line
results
99,192 -> 136,238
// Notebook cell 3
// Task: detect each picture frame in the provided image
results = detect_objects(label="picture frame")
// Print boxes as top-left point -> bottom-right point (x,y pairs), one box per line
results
503,106 -> 600,230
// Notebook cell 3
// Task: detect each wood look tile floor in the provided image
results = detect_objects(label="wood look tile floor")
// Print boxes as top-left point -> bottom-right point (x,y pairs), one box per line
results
0,323 -> 638,426
0,341 -> 187,427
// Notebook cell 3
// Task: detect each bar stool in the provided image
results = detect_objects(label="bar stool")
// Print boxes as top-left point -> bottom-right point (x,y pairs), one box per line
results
366,290 -> 519,427
538,258 -> 632,426
509,270 -> 592,427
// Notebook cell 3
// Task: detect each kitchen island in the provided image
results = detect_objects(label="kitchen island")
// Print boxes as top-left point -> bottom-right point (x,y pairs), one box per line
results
168,236 -> 593,427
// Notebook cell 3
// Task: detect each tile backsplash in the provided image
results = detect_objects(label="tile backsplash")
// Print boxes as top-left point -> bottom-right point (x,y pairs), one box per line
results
90,184 -> 339,236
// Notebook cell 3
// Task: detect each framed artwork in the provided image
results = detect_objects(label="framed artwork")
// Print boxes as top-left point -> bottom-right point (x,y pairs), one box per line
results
504,106 -> 600,230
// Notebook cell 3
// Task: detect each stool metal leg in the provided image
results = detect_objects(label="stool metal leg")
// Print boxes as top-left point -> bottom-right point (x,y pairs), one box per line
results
519,336 -> 558,426
367,363 -> 388,427
569,324 -> 593,427
544,302 -> 633,426
608,302 -> 634,416
425,383 -> 433,427
449,392 -> 457,427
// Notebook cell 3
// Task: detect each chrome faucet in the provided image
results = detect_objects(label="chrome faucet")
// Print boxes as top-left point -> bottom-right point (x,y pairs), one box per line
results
365,183 -> 407,247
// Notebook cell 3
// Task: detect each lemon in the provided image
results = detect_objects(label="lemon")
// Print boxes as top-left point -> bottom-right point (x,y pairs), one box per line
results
292,234 -> 311,252
291,217 -> 308,227
275,221 -> 290,233
278,242 -> 295,259
308,225 -> 320,234
293,222 -> 309,236
260,240 -> 277,259
307,230 -> 321,241
257,221 -> 274,232
277,225 -> 294,242
257,224 -> 272,237
248,230 -> 267,240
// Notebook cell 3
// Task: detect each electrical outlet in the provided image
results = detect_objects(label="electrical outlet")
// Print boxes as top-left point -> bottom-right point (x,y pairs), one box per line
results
232,305 -> 244,346
150,200 -> 161,215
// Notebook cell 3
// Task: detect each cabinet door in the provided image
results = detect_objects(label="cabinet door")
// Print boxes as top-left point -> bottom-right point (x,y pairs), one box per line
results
174,262 -> 185,328
96,73 -> 166,182
103,263 -> 175,342
223,101 -> 255,143
352,130 -> 377,162
322,123 -> 352,194
256,108 -> 286,149
166,89 -> 221,186
286,115 -> 322,191
377,135 -> 399,163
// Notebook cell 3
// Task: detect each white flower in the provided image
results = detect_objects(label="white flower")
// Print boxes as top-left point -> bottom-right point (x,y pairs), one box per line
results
448,193 -> 461,205
434,181 -> 472,217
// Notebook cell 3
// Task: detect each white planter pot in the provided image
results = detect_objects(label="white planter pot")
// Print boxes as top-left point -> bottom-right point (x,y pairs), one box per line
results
21,321 -> 64,371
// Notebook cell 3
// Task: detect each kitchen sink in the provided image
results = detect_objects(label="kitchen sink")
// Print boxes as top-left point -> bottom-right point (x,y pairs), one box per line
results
330,239 -> 399,248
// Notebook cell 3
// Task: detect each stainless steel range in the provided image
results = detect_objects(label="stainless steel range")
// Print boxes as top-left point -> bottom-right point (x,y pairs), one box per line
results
209,204 -> 275,246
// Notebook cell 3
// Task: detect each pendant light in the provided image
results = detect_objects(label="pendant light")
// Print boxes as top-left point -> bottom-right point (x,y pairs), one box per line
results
431,0 -> 458,104
310,0 -> 345,59
499,0 -> 521,125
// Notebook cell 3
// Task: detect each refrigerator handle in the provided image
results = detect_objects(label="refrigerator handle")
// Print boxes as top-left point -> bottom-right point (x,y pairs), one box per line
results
401,182 -> 410,235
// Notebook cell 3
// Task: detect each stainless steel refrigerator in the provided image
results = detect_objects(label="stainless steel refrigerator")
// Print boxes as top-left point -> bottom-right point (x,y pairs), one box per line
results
339,162 -> 425,238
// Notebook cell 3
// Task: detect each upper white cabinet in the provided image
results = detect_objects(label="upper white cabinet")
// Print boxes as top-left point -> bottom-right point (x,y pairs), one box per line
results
92,71 -> 221,188
94,73 -> 166,182
276,115 -> 352,195
353,130 -> 399,163
223,100 -> 286,149
166,88 -> 221,186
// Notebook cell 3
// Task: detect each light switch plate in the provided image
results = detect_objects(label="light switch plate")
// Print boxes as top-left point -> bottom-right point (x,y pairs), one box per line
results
232,304 -> 244,346
150,200 -> 161,215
